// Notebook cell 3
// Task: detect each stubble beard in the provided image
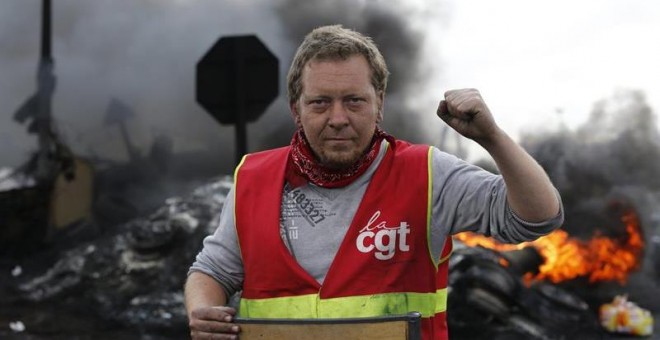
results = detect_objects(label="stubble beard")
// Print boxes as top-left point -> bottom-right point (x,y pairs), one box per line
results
316,143 -> 369,170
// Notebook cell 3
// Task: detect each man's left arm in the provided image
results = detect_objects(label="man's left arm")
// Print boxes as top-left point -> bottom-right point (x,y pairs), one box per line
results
438,88 -> 561,223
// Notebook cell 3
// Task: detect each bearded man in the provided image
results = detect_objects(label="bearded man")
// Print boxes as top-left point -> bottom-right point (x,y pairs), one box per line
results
185,25 -> 563,340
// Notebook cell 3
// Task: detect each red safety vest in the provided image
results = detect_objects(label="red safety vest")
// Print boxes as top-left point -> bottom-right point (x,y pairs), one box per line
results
234,140 -> 452,340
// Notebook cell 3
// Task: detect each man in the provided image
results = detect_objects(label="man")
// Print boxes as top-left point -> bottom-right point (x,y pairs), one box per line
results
185,25 -> 563,340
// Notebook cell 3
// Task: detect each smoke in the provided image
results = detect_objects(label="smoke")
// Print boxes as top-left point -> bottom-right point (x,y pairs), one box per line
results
1,0 -> 283,172
1,0 -> 446,175
522,89 -> 660,238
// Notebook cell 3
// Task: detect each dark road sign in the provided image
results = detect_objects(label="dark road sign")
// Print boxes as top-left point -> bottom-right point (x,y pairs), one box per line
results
196,35 -> 279,125
196,35 -> 278,165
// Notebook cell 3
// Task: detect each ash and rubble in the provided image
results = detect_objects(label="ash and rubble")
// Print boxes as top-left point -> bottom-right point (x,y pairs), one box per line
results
0,176 -> 232,338
0,168 -> 37,192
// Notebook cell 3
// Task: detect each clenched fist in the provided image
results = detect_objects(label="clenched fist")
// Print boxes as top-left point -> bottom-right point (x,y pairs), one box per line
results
437,88 -> 501,145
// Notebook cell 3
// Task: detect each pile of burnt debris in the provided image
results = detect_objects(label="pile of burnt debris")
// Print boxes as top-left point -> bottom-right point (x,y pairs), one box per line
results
1,176 -> 658,339
0,177 -> 232,339
447,242 -> 659,339
448,244 -> 598,339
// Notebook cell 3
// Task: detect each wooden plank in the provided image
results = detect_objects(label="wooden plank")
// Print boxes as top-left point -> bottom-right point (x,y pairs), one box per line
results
237,320 -> 409,340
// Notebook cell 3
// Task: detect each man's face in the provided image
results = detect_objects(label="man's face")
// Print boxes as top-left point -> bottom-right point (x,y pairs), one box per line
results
291,55 -> 383,169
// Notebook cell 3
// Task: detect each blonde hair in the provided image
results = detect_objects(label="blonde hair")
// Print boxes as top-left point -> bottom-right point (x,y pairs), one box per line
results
287,25 -> 389,104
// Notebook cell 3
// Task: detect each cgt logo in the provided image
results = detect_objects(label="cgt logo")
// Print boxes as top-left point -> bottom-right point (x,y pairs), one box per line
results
356,211 -> 410,260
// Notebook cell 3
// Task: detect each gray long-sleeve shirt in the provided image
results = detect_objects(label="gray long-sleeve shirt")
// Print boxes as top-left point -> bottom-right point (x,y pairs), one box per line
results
189,141 -> 564,297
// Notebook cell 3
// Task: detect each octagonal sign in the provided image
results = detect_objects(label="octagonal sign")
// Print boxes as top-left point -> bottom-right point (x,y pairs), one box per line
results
196,35 -> 279,125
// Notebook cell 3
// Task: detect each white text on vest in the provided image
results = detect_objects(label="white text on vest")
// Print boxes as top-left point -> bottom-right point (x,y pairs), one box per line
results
356,211 -> 410,260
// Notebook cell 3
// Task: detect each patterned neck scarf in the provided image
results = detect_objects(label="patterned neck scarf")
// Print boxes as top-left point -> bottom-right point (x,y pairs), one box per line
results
285,127 -> 394,188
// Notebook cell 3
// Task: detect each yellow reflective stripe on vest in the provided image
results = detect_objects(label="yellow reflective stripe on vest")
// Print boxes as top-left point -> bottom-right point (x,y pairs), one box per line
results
425,145 -> 435,268
239,288 -> 447,319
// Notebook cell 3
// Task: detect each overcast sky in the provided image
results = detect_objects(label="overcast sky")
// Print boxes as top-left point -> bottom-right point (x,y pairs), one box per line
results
432,0 -> 660,149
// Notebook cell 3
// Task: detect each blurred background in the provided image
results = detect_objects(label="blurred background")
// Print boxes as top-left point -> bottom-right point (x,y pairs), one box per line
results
1,0 -> 659,339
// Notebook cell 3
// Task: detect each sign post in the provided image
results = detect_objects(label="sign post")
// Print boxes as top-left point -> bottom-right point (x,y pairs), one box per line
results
196,35 -> 279,165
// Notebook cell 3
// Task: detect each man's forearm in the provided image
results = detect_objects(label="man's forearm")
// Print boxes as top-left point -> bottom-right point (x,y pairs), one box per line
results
437,88 -> 560,223
480,129 -> 560,223
185,271 -> 229,317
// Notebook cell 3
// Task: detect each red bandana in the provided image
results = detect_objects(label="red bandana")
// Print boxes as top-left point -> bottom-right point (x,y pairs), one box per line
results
285,127 -> 394,188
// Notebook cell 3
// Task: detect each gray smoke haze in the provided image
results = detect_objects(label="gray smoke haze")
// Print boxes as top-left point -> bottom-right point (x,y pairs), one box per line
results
522,89 -> 660,240
524,90 -> 660,194
1,0 -> 445,174
1,0 -> 285,173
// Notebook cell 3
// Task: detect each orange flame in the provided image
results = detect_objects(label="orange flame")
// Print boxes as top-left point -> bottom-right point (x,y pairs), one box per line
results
453,210 -> 644,284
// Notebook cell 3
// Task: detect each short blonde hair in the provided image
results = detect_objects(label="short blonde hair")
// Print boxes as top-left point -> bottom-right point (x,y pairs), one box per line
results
287,25 -> 389,104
